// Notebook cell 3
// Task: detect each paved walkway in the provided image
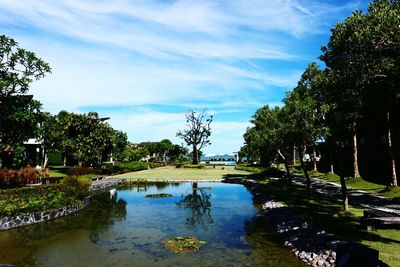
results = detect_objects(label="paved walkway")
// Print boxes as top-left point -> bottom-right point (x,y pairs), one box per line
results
91,177 -> 121,191
290,174 -> 400,213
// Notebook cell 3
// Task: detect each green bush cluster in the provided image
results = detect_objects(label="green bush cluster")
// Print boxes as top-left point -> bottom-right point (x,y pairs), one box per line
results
148,162 -> 165,169
0,176 -> 90,216
182,164 -> 204,169
101,161 -> 148,174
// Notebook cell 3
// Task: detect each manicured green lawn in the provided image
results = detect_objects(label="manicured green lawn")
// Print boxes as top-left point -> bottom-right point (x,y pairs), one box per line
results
48,166 -> 68,177
111,165 -> 250,181
309,171 -> 400,199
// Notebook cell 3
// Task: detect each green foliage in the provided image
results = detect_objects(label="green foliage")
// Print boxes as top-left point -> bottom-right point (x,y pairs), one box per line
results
66,167 -> 101,176
167,144 -> 188,161
101,161 -> 148,174
60,176 -> 91,200
42,111 -> 128,167
0,35 -> 51,166
122,143 -> 148,161
182,164 -> 204,169
0,176 -> 90,215
235,164 -> 284,177
145,193 -> 173,198
258,178 -> 400,266
162,236 -> 206,254
47,150 -> 64,165
148,162 -> 164,169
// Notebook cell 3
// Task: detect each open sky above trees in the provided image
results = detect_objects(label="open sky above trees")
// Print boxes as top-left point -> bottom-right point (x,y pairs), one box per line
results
0,0 -> 370,153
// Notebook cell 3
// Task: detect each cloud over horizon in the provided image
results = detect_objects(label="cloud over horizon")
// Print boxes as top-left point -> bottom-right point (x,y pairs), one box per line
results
0,0 -> 367,153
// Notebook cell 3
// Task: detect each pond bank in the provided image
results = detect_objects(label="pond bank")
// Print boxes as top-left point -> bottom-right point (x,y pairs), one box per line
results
0,178 -> 120,231
225,178 -> 339,267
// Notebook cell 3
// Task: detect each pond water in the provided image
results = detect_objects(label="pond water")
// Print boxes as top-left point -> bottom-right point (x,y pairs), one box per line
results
0,182 -> 305,266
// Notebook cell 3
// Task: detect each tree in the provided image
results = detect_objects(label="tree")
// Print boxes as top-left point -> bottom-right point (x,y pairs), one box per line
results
156,139 -> 173,163
351,0 -> 400,186
282,63 -> 326,190
177,109 -> 213,164
42,111 -> 122,167
123,143 -> 149,162
167,144 -> 188,161
0,35 -> 51,166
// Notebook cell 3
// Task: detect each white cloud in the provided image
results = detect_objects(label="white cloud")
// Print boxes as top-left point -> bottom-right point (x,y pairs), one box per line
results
0,0 -> 364,152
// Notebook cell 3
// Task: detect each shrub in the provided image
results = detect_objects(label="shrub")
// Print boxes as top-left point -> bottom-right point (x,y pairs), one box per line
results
149,162 -> 164,169
101,161 -> 148,174
67,167 -> 101,176
182,164 -> 204,169
19,167 -> 38,184
0,175 -> 91,216
60,176 -> 91,200
175,163 -> 183,168
0,167 -> 38,186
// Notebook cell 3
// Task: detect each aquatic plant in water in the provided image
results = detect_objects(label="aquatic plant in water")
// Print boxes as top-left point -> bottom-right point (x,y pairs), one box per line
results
162,236 -> 206,253
145,193 -> 173,198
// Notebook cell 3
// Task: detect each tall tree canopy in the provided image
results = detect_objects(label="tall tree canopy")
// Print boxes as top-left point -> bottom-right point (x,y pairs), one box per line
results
0,35 -> 51,160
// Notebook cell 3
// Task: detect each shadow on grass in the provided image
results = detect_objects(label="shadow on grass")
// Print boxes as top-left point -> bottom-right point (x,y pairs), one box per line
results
224,173 -> 400,244
265,179 -> 400,245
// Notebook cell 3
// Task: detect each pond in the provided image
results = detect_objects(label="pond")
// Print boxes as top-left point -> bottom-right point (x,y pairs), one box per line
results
0,182 -> 305,266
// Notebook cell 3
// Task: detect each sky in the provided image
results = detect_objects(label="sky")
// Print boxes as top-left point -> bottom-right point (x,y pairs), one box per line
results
0,0 -> 370,154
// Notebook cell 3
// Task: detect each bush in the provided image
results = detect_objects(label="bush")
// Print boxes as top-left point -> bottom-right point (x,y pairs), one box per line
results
67,167 -> 102,176
101,161 -> 148,174
149,162 -> 164,169
0,167 -> 39,186
182,164 -> 204,169
0,176 -> 91,216
47,150 -> 63,165
60,176 -> 91,200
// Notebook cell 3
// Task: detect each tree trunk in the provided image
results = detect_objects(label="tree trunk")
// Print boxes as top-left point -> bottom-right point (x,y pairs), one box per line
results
352,122 -> 360,178
277,149 -> 291,177
297,146 -> 310,191
330,163 -> 334,174
312,146 -> 317,171
293,146 -> 296,165
387,111 -> 398,187
63,153 -> 67,167
339,173 -> 349,211
339,150 -> 348,211
192,145 -> 198,164
43,153 -> 49,169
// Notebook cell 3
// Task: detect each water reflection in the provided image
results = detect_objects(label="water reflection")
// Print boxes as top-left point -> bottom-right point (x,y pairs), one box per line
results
176,182 -> 214,227
0,182 -> 307,266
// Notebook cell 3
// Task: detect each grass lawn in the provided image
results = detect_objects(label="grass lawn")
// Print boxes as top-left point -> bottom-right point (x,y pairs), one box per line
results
309,171 -> 400,199
256,177 -> 400,266
111,165 -> 250,181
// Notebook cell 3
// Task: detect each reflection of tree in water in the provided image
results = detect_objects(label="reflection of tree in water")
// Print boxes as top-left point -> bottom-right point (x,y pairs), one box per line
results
89,190 -> 127,244
176,182 -> 213,227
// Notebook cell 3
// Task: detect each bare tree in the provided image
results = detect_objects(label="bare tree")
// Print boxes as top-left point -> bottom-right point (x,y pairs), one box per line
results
177,109 -> 212,164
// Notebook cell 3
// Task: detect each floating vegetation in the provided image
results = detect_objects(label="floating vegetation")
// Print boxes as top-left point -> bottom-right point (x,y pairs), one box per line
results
145,193 -> 172,198
162,236 -> 206,253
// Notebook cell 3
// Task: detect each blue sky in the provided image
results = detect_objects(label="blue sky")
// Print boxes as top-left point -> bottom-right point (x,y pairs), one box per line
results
0,0 -> 369,154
